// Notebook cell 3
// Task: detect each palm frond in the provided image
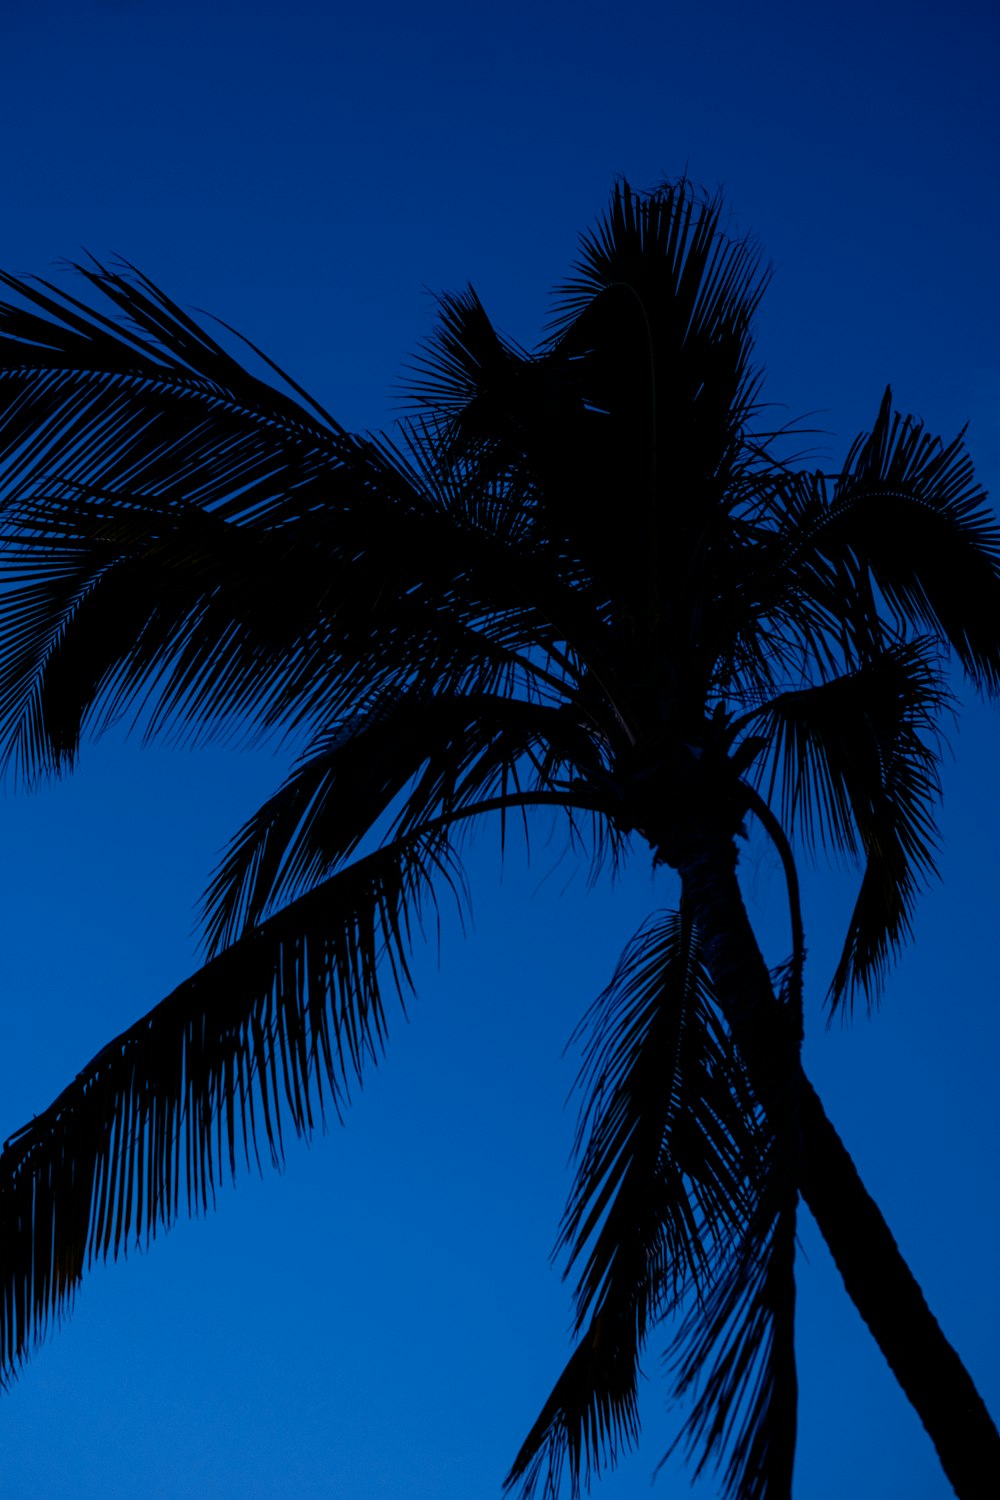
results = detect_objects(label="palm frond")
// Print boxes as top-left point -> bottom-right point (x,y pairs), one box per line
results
563,909 -> 759,1322
666,1178 -> 798,1500
0,446 -> 583,784
505,1321 -> 642,1500
713,472 -> 855,707
506,908 -> 762,1497
549,178 -> 768,486
0,828 -> 464,1380
747,639 -> 949,1008
545,181 -> 769,668
401,285 -> 527,423
0,267 -> 576,767
0,258 -> 340,436
201,689 -> 608,955
404,311 -> 631,657
0,262 -> 345,555
0,186 -> 993,1494
0,266 -> 366,769
396,182 -> 774,671
0,492 -> 330,772
549,179 -> 769,376
772,388 -> 1000,692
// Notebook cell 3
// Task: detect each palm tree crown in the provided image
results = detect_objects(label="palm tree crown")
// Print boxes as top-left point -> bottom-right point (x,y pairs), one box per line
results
0,181 -> 996,1498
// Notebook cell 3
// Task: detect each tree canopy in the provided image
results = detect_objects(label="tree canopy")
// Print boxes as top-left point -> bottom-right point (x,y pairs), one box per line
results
0,181 -> 996,1497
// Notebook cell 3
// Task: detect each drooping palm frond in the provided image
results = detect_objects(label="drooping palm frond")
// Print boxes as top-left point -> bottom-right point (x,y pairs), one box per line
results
0,827 -> 465,1381
506,1324 -> 642,1500
746,639 -> 949,1008
563,909 -> 760,1321
666,1178 -> 798,1500
506,908 -> 764,1498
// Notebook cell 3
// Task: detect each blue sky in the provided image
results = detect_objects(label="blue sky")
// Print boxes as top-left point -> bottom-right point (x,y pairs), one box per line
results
0,0 -> 997,1495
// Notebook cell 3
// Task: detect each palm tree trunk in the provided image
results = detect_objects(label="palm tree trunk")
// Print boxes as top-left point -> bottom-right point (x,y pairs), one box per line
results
670,832 -> 1000,1500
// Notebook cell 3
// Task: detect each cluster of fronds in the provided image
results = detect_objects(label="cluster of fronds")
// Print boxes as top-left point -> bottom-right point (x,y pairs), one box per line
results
505,909 -> 797,1500
0,179 -> 997,1495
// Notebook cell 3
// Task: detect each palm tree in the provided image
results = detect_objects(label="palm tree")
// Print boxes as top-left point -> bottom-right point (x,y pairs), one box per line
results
0,181 -> 996,1498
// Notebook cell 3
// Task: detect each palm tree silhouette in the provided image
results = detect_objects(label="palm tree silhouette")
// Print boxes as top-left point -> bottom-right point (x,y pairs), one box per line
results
0,182 -> 995,1498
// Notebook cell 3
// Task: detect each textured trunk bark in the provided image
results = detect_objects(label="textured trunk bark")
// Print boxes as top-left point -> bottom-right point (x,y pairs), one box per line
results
672,832 -> 1000,1500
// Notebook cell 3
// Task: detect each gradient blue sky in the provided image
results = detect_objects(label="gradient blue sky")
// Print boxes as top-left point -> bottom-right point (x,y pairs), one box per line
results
0,1 -> 997,1496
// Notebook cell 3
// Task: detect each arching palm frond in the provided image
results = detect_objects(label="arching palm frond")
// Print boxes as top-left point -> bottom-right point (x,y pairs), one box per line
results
746,639 -> 949,1008
0,827 -> 465,1382
506,908 -> 764,1498
201,690 -> 612,955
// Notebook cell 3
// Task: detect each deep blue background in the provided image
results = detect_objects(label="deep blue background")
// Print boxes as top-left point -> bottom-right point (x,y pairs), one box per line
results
0,1 -> 996,1495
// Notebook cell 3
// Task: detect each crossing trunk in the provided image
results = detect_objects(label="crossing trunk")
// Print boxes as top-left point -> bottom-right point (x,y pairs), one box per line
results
668,830 -> 999,1498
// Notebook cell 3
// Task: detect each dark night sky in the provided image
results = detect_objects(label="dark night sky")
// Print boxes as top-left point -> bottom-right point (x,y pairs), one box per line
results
0,1 -> 997,1495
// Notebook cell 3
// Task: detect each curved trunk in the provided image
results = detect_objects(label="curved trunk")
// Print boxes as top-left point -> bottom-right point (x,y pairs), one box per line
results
672,833 -> 1000,1500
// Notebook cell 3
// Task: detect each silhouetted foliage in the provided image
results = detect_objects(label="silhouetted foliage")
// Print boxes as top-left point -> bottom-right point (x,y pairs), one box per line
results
0,182 -> 996,1497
